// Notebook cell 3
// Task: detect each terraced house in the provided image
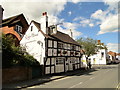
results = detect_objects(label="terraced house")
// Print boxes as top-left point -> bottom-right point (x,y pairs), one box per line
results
20,12 -> 82,75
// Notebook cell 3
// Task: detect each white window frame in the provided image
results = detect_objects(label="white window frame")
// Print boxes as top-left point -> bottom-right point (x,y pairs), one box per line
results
15,25 -> 22,33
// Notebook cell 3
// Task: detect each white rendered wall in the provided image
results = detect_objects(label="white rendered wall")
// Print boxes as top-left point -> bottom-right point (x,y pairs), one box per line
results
81,55 -> 87,68
116,55 -> 120,60
90,49 -> 107,65
20,22 -> 45,65
39,16 -> 47,34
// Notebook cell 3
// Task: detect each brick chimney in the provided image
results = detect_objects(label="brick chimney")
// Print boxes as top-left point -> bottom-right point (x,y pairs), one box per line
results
97,40 -> 101,45
40,12 -> 48,34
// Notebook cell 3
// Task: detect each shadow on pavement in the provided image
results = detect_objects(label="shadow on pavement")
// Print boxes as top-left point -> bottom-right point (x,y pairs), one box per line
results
4,64 -> 118,89
2,68 -> 98,89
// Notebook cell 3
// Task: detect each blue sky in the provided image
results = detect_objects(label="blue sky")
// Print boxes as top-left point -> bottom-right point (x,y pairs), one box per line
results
1,0 -> 119,53
58,2 -> 118,44
57,1 -> 119,53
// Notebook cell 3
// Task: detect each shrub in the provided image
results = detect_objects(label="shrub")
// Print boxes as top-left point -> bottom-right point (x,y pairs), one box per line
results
2,34 -> 40,68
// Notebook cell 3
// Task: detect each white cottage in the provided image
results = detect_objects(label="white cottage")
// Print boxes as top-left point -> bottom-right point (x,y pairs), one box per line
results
89,49 -> 108,65
20,13 -> 82,74
89,40 -> 109,65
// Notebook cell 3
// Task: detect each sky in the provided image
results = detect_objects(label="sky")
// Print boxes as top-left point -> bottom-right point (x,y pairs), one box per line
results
1,0 -> 120,53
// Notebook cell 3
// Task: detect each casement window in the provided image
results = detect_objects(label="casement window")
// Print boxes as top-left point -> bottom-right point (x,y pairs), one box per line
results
76,46 -> 78,50
56,58 -> 64,65
15,25 -> 23,37
48,40 -> 52,47
54,41 -> 57,48
101,52 -> 104,58
15,25 -> 22,33
68,44 -> 70,49
64,43 -> 68,49
71,45 -> 75,50
58,42 -> 63,48
31,26 -> 33,31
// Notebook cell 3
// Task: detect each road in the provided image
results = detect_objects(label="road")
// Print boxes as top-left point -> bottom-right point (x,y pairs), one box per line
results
25,64 -> 119,89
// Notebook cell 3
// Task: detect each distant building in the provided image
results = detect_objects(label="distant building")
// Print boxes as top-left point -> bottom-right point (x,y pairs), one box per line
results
107,51 -> 117,63
89,40 -> 109,65
0,13 -> 29,45
20,13 -> 82,74
116,53 -> 120,60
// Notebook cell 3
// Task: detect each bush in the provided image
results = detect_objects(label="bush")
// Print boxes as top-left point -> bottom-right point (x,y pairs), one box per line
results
2,34 -> 40,68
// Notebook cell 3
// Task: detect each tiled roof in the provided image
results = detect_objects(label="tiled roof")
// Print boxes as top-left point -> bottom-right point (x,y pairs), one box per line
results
117,53 -> 120,56
1,14 -> 28,27
108,51 -> 116,56
31,20 -> 81,46
31,20 -> 55,40
51,31 -> 80,45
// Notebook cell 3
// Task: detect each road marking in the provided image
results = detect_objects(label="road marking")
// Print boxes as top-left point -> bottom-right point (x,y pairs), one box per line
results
104,69 -> 111,73
116,83 -> 120,90
54,77 -> 72,82
68,82 -> 83,89
90,76 -> 95,80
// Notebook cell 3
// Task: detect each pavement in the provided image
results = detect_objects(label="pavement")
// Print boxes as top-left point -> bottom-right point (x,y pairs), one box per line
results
2,68 -> 90,89
2,64 -> 120,89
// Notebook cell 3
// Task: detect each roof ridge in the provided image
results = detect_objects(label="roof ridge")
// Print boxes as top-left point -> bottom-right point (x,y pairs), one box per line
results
3,13 -> 23,21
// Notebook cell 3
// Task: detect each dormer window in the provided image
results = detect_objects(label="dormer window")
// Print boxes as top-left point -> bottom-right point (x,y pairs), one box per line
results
15,25 -> 22,33
49,25 -> 57,35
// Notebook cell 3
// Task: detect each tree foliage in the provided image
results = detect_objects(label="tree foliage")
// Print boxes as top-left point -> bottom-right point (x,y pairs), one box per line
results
77,37 -> 108,57
2,34 -> 40,68
77,37 -> 97,57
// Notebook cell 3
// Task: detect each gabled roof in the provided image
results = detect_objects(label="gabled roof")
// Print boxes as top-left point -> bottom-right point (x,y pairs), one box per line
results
51,31 -> 80,45
117,53 -> 120,56
108,51 -> 116,56
31,20 -> 81,46
1,13 -> 29,27
31,20 -> 55,40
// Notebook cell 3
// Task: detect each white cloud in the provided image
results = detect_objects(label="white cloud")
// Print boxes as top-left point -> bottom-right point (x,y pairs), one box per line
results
90,0 -> 119,35
2,0 -> 83,39
73,16 -> 94,27
2,1 -> 67,22
107,43 -> 120,53
97,14 -> 118,35
68,11 -> 72,16
80,19 -> 90,27
89,23 -> 94,27
91,9 -> 105,21
70,0 -> 81,4
57,22 -> 83,39
73,16 -> 85,21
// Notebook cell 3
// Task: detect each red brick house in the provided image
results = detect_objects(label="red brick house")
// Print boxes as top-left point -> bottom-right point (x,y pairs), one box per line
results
0,13 -> 29,45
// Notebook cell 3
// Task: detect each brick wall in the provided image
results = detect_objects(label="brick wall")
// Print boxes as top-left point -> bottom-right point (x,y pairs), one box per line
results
1,26 -> 21,41
2,67 -> 32,84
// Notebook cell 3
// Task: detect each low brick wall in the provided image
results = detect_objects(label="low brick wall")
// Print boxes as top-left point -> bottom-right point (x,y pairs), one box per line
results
2,67 -> 32,84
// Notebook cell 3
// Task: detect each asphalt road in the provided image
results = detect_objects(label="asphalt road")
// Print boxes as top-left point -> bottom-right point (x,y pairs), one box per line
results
26,64 -> 119,89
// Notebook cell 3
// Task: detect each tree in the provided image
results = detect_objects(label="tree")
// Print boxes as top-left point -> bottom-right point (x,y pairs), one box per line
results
2,34 -> 40,68
77,37 -> 108,57
77,37 -> 97,57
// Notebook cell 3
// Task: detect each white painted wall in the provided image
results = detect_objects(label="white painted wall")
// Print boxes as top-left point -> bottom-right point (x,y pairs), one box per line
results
89,49 -> 107,65
20,22 -> 45,65
81,55 -> 87,68
39,16 -> 47,34
116,55 -> 120,60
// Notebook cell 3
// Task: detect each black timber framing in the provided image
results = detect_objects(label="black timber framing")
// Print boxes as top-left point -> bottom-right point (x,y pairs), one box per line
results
44,38 -> 82,75
50,58 -> 52,74
64,58 -> 66,72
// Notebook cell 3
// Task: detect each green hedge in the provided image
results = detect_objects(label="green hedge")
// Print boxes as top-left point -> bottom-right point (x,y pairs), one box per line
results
2,34 -> 40,68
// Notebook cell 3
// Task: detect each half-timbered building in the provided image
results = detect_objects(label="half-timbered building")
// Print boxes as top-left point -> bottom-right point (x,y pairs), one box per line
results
20,13 -> 82,74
